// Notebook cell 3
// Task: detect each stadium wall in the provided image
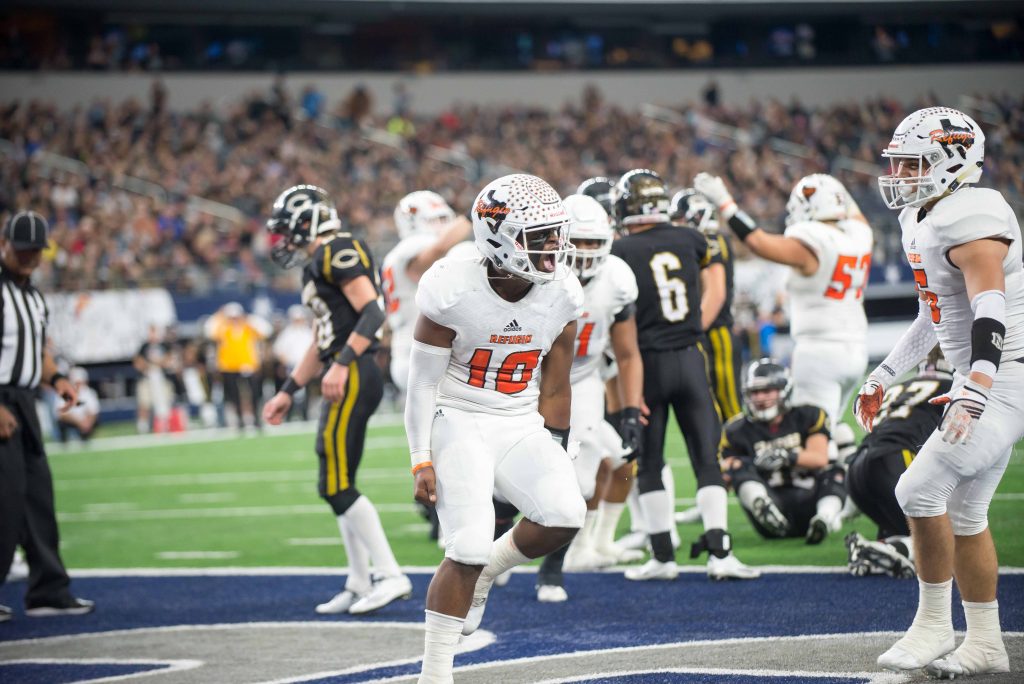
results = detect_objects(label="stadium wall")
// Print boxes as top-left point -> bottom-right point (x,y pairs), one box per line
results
1,64 -> 1021,112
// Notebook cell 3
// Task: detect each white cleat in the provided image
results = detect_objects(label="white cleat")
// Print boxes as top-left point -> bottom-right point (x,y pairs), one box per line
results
315,589 -> 362,615
462,575 -> 495,636
536,584 -> 569,603
614,530 -> 647,552
597,545 -> 645,563
493,570 -> 512,587
624,558 -> 678,581
877,625 -> 955,672
707,554 -> 760,581
674,506 -> 702,524
924,641 -> 1010,679
347,574 -> 413,615
805,512 -> 841,545
564,548 -> 615,571
5,551 -> 28,583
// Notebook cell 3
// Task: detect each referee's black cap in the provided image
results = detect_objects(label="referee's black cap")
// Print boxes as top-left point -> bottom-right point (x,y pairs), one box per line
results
3,211 -> 49,250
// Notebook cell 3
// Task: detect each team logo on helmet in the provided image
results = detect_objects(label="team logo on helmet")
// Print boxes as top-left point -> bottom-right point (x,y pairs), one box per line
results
474,190 -> 512,235
928,118 -> 976,148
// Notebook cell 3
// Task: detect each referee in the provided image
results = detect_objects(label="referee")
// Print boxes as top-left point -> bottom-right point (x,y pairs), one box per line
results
0,211 -> 93,622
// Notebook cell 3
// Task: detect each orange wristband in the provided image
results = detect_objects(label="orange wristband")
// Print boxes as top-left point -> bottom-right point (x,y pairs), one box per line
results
411,461 -> 433,475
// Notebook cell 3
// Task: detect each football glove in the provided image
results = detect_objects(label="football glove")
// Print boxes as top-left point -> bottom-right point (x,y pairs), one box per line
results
931,379 -> 988,446
693,173 -> 734,213
619,407 -> 643,461
854,377 -> 885,432
754,445 -> 798,472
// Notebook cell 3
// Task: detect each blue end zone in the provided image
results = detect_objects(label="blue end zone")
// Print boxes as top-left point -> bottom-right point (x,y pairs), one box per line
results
0,662 -> 168,684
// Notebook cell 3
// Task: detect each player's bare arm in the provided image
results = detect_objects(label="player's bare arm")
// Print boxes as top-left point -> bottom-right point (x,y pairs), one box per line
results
406,216 -> 472,281
700,262 -> 727,330
794,432 -> 830,469
610,314 -> 644,452
538,320 -> 577,433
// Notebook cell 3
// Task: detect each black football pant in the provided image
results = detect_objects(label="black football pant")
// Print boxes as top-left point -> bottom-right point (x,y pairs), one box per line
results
316,355 -> 384,516
0,389 -> 74,607
638,345 -> 723,494
846,443 -> 912,538
729,460 -> 847,538
705,325 -> 744,421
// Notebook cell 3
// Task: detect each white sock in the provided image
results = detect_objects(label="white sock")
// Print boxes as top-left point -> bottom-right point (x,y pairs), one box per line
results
573,510 -> 599,552
961,600 -> 1004,649
696,485 -> 729,531
419,610 -> 464,684
336,515 -> 372,595
815,494 -> 843,524
914,578 -> 953,629
595,501 -> 625,548
344,496 -> 401,577
638,490 -> 673,535
626,480 -> 643,533
481,528 -> 531,581
661,464 -> 676,530
736,481 -> 769,513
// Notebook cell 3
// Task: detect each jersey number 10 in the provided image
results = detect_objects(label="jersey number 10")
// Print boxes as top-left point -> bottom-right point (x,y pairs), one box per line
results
466,348 -> 542,395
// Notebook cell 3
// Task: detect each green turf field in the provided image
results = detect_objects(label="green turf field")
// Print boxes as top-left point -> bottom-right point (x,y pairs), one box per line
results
48,417 -> 1024,570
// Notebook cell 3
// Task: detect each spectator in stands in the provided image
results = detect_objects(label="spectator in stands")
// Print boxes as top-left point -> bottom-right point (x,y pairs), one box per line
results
205,302 -> 271,431
271,305 -> 314,421
56,367 -> 100,442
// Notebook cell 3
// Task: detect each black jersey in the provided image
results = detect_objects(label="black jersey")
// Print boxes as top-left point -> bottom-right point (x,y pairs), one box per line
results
864,372 -> 952,451
705,230 -> 735,330
720,405 -> 830,488
611,223 -> 710,352
302,233 -> 382,362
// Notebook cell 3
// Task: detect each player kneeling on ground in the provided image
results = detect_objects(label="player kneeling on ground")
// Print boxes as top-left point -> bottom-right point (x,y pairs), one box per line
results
405,174 -> 586,684
721,359 -> 846,544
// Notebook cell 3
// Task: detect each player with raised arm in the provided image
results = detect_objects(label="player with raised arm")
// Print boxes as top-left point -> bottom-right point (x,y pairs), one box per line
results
262,185 -> 411,616
404,174 -> 586,683
610,169 -> 757,582
854,107 -> 1023,678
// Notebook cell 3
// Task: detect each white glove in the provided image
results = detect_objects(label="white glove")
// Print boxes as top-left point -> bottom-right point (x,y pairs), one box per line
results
853,377 -> 886,432
931,379 -> 988,445
754,445 -> 796,472
693,172 -> 734,211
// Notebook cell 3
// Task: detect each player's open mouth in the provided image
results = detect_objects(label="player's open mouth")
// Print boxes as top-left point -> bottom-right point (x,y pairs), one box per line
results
538,253 -> 555,272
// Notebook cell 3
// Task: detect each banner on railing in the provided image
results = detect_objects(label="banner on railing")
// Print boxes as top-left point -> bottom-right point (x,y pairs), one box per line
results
46,289 -> 177,364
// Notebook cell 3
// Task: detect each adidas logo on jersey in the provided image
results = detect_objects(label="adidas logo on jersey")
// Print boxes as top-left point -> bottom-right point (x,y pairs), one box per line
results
434,408 -> 444,419
503,319 -> 522,332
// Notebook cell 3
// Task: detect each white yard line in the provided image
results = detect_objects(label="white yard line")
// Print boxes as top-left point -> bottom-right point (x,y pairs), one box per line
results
58,502 -> 418,523
285,538 -> 343,546
155,551 -> 240,560
55,464 -> 411,491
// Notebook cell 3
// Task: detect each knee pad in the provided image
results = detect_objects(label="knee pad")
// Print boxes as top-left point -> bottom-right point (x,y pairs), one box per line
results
894,469 -> 946,519
323,487 -> 361,516
948,500 -> 990,537
444,522 -> 495,567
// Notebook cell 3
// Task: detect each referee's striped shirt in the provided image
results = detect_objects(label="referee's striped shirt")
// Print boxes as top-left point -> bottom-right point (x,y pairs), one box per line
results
0,266 -> 49,389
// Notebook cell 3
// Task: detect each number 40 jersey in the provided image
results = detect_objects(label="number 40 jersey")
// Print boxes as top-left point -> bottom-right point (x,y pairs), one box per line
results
784,218 -> 874,344
416,256 -> 584,416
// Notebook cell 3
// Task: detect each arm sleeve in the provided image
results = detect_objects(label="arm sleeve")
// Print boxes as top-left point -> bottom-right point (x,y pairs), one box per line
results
404,340 -> 452,468
871,299 -> 938,388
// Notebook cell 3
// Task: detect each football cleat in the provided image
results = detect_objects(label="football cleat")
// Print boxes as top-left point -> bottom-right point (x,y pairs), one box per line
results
315,589 -> 361,615
614,530 -> 648,553
25,596 -> 94,617
563,548 -> 615,571
624,559 -> 678,581
674,506 -> 702,524
594,543 -> 644,564
805,512 -> 841,545
462,574 -> 495,636
5,550 -> 28,582
0,604 -> 11,622
536,583 -> 569,603
347,574 -> 412,615
852,536 -> 916,579
924,642 -> 1010,679
877,625 -> 955,672
707,554 -> 760,581
493,570 -> 512,588
751,496 -> 790,537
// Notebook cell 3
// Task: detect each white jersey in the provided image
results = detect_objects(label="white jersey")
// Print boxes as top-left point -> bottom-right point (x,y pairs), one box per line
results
416,257 -> 584,416
570,255 -> 639,385
899,187 -> 1024,375
784,218 -> 874,343
382,232 -> 437,356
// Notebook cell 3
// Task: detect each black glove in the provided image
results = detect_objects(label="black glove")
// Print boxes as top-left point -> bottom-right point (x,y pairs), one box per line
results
546,425 -> 570,450
753,445 -> 798,472
619,406 -> 643,462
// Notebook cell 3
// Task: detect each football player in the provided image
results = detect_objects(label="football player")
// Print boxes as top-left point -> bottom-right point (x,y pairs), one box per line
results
671,188 -> 741,419
262,185 -> 411,616
533,193 -> 644,602
577,176 -> 614,217
721,359 -> 846,544
845,347 -> 952,579
405,174 -> 586,683
856,107 -> 1023,678
694,172 -> 873,437
610,169 -> 757,581
381,191 -> 472,392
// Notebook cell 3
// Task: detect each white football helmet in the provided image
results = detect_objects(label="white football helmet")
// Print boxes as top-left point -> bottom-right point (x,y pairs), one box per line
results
393,190 -> 456,239
564,194 -> 613,280
878,107 -> 984,210
471,174 -> 574,285
785,174 -> 850,226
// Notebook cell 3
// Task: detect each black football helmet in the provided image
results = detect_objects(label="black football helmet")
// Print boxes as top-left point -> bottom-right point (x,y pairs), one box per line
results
671,188 -> 719,233
266,185 -> 340,268
743,358 -> 792,422
612,169 -> 671,228
576,176 -> 614,216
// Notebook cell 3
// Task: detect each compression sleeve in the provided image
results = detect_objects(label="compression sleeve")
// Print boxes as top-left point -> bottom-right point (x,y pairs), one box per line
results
870,299 -> 938,389
404,340 -> 452,470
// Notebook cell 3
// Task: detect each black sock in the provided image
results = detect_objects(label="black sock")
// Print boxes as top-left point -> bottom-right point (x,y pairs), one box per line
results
650,532 -> 675,562
538,543 -> 570,586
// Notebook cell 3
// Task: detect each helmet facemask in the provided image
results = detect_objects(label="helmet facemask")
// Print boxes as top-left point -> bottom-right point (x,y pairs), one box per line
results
742,358 -> 792,422
878,148 -> 947,210
571,237 -> 612,280
509,221 -> 576,284
267,185 -> 339,269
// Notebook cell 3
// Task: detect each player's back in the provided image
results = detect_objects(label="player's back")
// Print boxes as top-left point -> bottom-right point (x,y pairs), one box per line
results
416,256 -> 583,416
571,254 -> 638,384
611,223 -> 706,352
382,233 -> 437,351
784,218 -> 873,344
866,372 -> 952,451
899,187 -> 1024,375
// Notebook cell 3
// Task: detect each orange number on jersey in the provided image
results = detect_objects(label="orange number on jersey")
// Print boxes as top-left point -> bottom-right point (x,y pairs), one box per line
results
466,348 -> 542,395
825,254 -> 871,300
912,269 -> 942,323
381,266 -> 399,314
576,322 -> 596,358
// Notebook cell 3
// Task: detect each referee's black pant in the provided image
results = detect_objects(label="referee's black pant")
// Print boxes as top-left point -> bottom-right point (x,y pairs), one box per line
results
704,324 -> 744,421
0,387 -> 74,607
315,355 -> 384,516
638,345 -> 723,494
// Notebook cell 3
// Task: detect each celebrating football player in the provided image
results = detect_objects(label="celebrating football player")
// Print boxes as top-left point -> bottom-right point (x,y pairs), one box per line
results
856,107 -> 1023,678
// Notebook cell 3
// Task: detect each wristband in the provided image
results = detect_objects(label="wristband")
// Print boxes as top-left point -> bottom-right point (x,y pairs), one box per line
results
726,211 -> 756,242
411,461 -> 433,475
49,373 -> 67,387
281,376 -> 302,396
546,425 -> 570,450
334,344 -> 357,366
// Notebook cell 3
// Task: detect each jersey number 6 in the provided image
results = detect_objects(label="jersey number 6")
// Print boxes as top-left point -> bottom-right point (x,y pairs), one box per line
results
467,348 -> 542,394
649,252 -> 689,322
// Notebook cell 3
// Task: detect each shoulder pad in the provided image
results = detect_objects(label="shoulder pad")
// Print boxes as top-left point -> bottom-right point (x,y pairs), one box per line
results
606,255 -> 639,305
930,188 -> 1016,247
